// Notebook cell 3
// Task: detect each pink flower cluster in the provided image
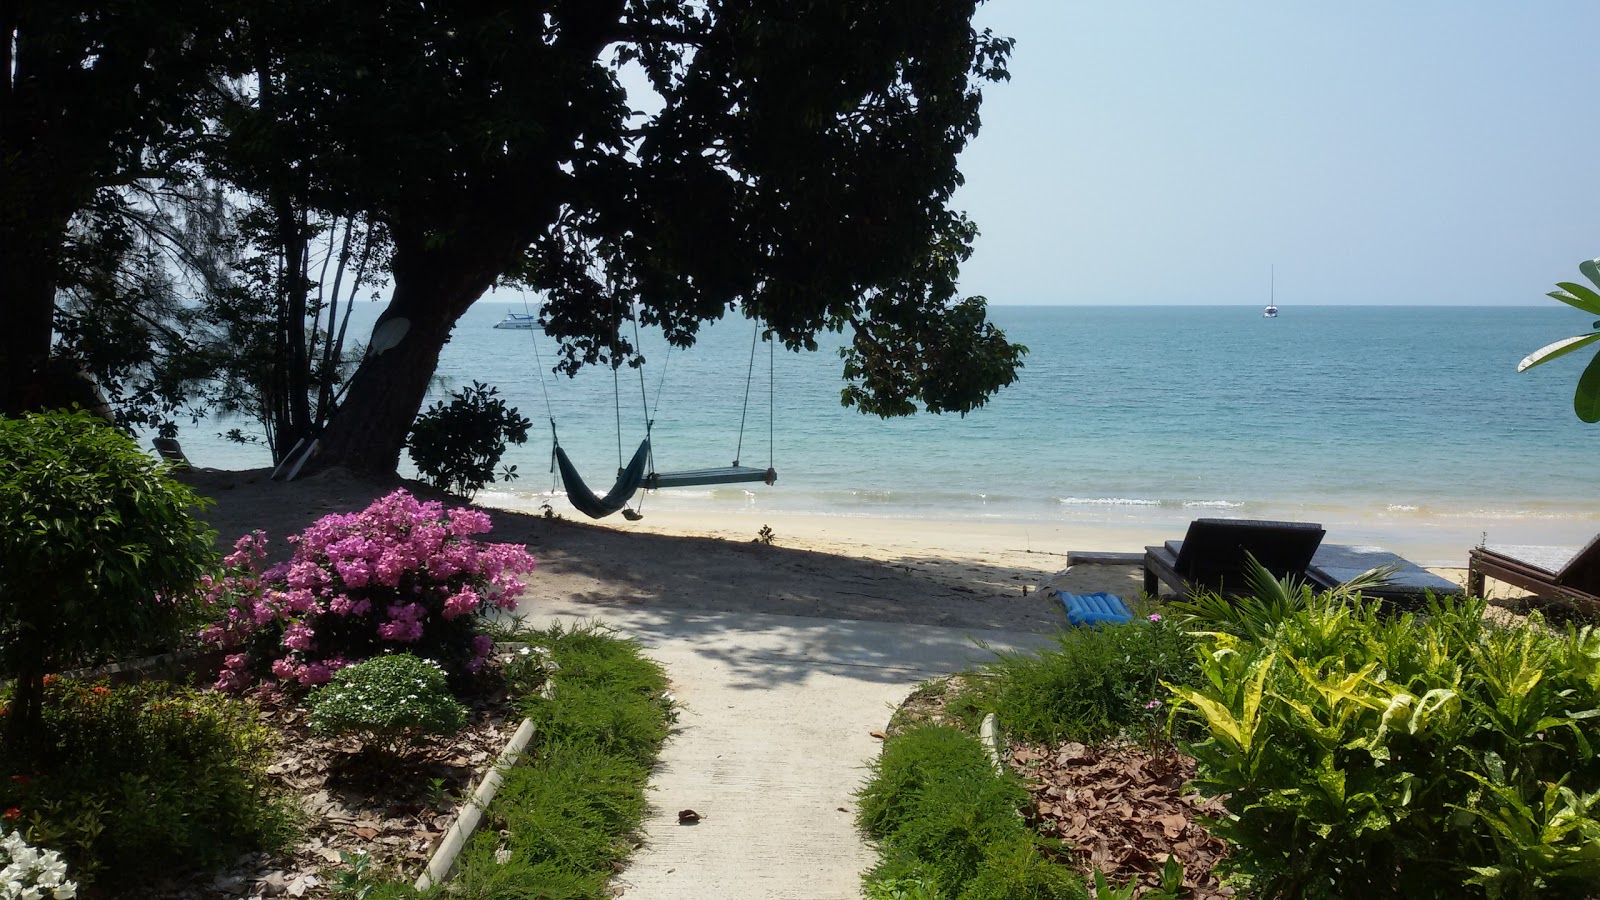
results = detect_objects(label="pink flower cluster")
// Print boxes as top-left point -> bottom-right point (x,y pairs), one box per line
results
200,490 -> 536,689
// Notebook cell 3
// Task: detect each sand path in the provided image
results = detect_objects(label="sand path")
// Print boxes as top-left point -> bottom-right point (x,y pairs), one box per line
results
519,598 -> 1054,899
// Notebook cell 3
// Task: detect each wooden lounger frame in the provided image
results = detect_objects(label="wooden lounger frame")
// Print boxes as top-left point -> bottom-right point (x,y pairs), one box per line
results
1467,534 -> 1600,607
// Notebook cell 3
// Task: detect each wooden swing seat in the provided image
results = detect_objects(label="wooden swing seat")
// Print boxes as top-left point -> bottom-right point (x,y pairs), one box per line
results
645,466 -> 776,489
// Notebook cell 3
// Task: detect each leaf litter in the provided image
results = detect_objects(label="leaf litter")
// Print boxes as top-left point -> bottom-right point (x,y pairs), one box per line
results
1009,739 -> 1232,899
141,664 -> 535,899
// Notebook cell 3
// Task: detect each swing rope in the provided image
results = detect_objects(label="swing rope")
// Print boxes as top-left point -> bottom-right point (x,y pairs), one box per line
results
521,296 -> 562,495
768,324 -> 775,470
734,320 -> 759,467
525,296 -> 776,517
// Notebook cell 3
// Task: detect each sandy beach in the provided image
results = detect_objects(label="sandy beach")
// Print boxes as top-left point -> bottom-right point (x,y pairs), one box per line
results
181,466 -> 1492,637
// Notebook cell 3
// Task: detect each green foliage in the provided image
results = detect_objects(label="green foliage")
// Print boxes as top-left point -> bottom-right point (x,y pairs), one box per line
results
1169,552 -> 1398,643
445,623 -> 672,899
2,1 -> 236,421
405,381 -> 531,498
1090,856 -> 1184,900
308,654 -> 467,751
865,874 -> 942,900
969,618 -> 1199,745
0,680 -> 293,888
1166,593 -> 1600,899
857,725 -> 1086,900
0,411 -> 216,749
1519,257 -> 1600,422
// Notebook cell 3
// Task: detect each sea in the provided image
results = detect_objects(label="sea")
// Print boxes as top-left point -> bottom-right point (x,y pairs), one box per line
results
168,302 -> 1600,563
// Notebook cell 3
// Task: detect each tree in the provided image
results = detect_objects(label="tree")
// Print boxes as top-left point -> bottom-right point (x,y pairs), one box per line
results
0,2 -> 235,417
0,411 -> 217,754
218,0 -> 1025,476
1519,258 -> 1600,422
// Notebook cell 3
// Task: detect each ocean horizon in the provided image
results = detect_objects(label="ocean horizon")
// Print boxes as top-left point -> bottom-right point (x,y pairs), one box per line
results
163,302 -> 1599,565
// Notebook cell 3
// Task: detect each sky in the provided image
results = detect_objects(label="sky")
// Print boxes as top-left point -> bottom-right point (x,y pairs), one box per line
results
953,2 -> 1600,306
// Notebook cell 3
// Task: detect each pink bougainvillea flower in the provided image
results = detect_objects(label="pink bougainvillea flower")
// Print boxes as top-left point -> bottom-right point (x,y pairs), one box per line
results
199,488 -> 535,689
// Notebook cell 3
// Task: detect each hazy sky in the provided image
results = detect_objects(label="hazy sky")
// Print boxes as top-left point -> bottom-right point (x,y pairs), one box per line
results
954,2 -> 1600,306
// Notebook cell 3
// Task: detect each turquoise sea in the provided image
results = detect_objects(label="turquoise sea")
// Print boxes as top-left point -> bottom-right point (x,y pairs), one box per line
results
174,303 -> 1599,560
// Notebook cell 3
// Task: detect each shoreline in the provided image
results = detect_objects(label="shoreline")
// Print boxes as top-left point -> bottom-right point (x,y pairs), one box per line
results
180,467 -> 1566,617
474,492 -> 1579,572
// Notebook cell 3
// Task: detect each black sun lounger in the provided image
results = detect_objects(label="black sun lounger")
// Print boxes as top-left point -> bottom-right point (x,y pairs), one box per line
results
1143,518 -> 1326,599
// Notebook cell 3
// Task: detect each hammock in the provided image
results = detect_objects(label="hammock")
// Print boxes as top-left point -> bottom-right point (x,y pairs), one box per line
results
555,439 -> 652,519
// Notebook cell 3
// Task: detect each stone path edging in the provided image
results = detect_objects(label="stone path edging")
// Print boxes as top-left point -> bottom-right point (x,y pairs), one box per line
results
414,716 -> 537,891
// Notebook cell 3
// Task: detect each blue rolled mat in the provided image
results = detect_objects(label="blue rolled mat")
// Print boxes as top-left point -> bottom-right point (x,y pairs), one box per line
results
1058,591 -> 1132,626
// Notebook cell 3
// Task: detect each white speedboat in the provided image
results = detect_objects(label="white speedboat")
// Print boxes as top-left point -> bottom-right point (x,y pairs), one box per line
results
494,312 -> 540,330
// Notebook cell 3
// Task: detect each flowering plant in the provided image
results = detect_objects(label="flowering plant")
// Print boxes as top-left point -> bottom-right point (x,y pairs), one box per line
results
199,490 -> 536,689
308,654 -> 467,752
0,829 -> 77,899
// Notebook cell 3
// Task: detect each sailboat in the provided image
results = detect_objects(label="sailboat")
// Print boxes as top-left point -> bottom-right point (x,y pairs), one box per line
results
1263,266 -> 1279,318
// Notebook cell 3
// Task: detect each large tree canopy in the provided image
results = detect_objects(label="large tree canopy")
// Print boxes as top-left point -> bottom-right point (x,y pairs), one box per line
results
5,0 -> 1025,478
0,1 -> 233,418
222,0 -> 1025,475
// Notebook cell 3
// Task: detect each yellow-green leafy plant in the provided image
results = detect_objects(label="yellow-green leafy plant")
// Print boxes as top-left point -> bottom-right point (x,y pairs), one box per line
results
1166,594 -> 1600,899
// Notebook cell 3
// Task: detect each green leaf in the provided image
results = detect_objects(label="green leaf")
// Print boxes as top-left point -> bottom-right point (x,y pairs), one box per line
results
1579,258 -> 1600,292
1518,333 -> 1600,372
1552,283 -> 1600,315
1579,352 -> 1600,423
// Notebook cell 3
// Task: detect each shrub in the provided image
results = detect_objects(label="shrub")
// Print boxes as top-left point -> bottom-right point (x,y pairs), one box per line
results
0,410 -> 216,751
857,725 -> 1085,900
200,489 -> 536,689
1167,594 -> 1600,899
973,615 -> 1198,745
406,381 -> 531,499
0,680 -> 291,888
308,654 -> 467,752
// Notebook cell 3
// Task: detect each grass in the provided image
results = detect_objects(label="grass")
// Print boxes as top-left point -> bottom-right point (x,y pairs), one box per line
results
856,725 -> 1087,900
860,615 -> 1209,899
930,615 -> 1201,746
363,621 -> 673,899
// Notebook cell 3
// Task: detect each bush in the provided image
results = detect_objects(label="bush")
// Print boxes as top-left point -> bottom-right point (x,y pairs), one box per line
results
308,654 -> 467,751
973,615 -> 1198,745
857,725 -> 1085,900
200,489 -> 536,689
0,410 -> 216,751
0,680 -> 292,888
1167,594 -> 1600,899
406,381 -> 531,499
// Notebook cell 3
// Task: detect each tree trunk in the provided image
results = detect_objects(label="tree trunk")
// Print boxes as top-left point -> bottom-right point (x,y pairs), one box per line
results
0,226 -> 68,417
311,247 -> 504,476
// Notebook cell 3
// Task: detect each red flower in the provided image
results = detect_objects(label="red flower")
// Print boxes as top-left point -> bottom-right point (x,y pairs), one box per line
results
5,808 -> 22,821
41,675 -> 58,687
8,775 -> 29,786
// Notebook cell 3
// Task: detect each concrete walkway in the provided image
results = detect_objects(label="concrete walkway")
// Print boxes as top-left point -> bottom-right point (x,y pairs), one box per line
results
516,598 -> 1054,900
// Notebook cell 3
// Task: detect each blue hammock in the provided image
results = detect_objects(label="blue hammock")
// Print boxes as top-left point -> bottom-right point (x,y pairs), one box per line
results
554,440 -> 652,519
